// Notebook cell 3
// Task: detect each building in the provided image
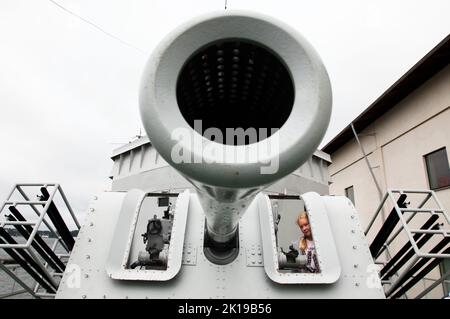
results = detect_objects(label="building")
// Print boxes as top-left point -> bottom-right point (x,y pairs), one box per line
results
323,35 -> 450,298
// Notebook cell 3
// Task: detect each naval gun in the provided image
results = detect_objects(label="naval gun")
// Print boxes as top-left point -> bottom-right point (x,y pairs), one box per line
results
139,10 -> 331,264
55,10 -> 385,298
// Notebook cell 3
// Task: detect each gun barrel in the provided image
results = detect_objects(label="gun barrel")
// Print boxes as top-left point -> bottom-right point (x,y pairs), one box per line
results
139,11 -> 332,244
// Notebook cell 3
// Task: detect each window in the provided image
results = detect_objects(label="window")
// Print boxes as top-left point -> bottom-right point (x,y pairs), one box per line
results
345,186 -> 355,205
424,147 -> 450,190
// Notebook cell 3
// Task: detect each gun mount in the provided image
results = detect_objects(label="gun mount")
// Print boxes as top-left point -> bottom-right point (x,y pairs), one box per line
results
130,215 -> 169,270
52,10 -> 385,299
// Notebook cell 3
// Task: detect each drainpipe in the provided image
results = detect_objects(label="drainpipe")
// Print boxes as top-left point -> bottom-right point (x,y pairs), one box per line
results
350,123 -> 383,200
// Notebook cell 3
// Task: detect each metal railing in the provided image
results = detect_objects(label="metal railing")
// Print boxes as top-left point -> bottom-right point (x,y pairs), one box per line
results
366,189 -> 450,299
0,183 -> 79,298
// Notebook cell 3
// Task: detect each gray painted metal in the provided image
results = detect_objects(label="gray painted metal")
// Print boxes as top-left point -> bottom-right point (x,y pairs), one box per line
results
110,142 -> 331,191
3,11 -> 389,299
138,11 -> 332,244
56,190 -> 384,298
109,140 -> 331,246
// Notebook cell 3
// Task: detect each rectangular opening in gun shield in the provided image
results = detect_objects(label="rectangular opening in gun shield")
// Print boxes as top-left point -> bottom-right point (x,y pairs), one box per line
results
258,192 -> 341,284
105,190 -> 189,281
126,195 -> 174,271
273,199 -> 322,274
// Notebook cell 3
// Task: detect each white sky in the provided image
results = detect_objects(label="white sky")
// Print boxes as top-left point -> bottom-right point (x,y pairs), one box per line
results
1,0 -> 449,224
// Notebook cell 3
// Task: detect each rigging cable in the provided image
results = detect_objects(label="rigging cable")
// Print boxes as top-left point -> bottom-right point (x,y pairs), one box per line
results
48,0 -> 147,55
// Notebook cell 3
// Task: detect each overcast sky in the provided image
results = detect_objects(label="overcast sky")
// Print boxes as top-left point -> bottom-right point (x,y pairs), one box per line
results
1,0 -> 449,224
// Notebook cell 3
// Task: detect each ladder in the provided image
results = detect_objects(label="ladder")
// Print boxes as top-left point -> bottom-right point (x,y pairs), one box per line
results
365,189 -> 450,299
0,183 -> 79,298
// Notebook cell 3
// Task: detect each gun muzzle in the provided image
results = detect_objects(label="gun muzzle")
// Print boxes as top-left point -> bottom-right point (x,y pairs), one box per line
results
139,11 -> 332,246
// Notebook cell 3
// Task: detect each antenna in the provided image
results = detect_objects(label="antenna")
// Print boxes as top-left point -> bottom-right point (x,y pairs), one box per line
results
134,128 -> 143,139
109,128 -> 143,146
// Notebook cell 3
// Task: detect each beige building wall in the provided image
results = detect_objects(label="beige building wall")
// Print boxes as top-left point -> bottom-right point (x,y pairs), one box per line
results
328,64 -> 450,298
